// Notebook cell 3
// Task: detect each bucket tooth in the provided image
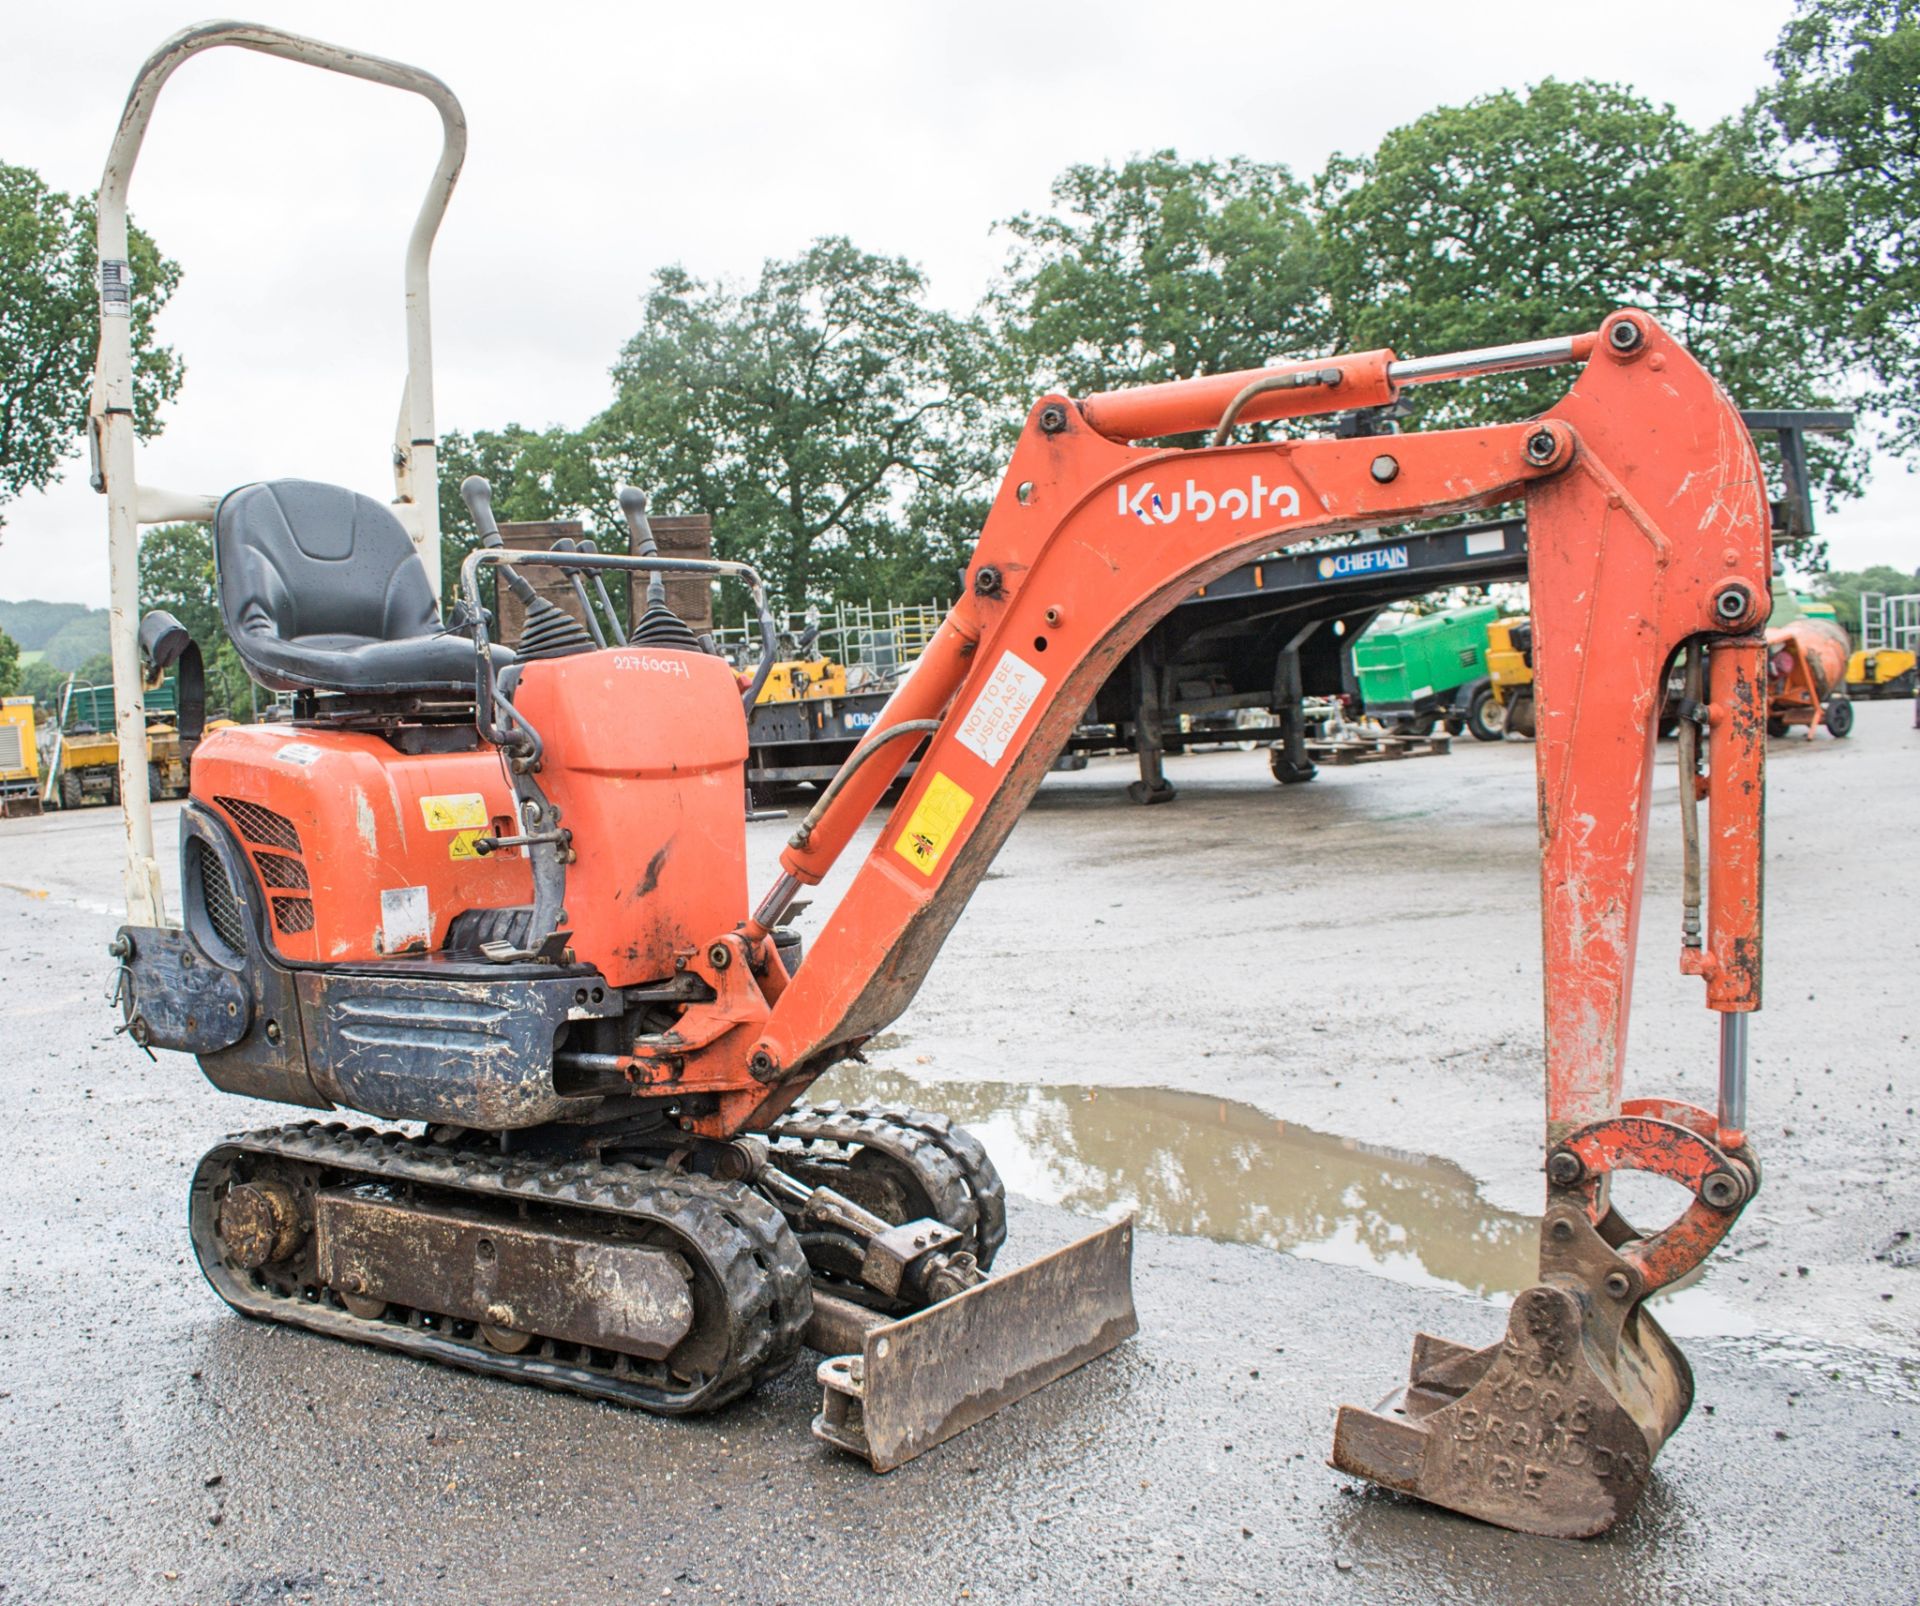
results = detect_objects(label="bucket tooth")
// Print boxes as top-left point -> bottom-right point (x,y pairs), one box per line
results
1332,1277 -> 1694,1539
814,1216 -> 1137,1472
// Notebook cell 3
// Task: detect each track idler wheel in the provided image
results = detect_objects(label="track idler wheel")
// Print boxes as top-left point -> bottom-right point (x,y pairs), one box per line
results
1332,1103 -> 1755,1538
216,1180 -> 307,1269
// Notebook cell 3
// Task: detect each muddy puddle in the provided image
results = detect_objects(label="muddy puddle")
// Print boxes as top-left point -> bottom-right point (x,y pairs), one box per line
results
815,1064 -> 1539,1297
809,1064 -> 1783,1342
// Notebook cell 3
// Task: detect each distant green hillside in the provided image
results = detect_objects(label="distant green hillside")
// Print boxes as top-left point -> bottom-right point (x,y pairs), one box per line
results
0,599 -> 109,670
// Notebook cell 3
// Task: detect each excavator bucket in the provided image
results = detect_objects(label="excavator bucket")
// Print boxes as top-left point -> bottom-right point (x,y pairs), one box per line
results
813,1216 -> 1137,1472
1331,1203 -> 1698,1538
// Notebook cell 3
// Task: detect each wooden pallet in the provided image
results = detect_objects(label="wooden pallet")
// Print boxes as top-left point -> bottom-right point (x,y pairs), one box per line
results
1305,732 -> 1452,766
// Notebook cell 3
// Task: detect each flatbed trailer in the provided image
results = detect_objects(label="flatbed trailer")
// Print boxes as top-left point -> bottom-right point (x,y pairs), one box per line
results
745,408 -> 1845,803
741,515 -> 1526,797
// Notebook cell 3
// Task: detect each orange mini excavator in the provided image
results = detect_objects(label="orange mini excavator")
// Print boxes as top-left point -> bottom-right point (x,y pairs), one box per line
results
97,24 -> 1767,1540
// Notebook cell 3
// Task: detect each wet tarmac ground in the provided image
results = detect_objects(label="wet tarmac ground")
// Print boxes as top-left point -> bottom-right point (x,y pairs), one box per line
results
1,701 -> 1915,1603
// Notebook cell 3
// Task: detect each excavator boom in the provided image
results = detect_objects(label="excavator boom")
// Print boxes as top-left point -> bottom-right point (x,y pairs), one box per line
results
736,310 -> 1768,1531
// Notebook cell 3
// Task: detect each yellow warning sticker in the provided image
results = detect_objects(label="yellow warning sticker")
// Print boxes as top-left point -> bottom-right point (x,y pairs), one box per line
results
893,772 -> 975,876
448,829 -> 486,860
420,792 -> 487,832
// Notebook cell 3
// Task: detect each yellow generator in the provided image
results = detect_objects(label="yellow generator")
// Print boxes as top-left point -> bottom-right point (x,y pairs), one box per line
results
1846,591 -> 1918,699
0,696 -> 41,817
1472,615 -> 1535,739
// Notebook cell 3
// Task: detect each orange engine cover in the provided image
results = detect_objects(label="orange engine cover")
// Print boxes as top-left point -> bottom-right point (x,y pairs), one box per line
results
190,724 -> 533,962
508,646 -> 749,986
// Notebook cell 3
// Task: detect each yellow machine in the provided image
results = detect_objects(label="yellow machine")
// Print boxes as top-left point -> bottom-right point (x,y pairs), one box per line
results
754,656 -> 848,705
47,680 -> 190,809
1846,591 -> 1918,699
1476,615 -> 1536,739
1847,646 -> 1918,697
0,696 -> 42,817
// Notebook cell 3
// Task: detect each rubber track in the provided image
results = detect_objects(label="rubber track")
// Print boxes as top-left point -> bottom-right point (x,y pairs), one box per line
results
766,1101 -> 1008,1268
190,1122 -> 812,1415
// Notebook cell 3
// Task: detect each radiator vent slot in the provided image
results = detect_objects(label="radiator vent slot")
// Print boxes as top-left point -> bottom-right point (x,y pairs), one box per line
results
272,897 -> 315,935
214,796 -> 304,854
189,836 -> 248,956
254,852 -> 310,890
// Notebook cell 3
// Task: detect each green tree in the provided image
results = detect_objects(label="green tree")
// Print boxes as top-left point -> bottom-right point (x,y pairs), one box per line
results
1750,0 -> 1920,453
435,423 -> 596,605
18,656 -> 69,711
139,523 -> 221,645
0,162 -> 183,526
582,239 -> 996,610
1806,561 -> 1920,633
993,151 -> 1329,405
0,628 -> 19,697
1315,79 -> 1863,557
138,522 -> 255,717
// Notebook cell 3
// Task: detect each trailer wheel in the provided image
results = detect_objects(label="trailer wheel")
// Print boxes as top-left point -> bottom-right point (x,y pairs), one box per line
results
148,762 -> 164,801
1823,697 -> 1853,738
1505,692 -> 1536,740
1394,714 -> 1437,737
58,771 -> 82,811
1767,716 -> 1790,739
1268,748 -> 1317,786
1465,684 -> 1506,742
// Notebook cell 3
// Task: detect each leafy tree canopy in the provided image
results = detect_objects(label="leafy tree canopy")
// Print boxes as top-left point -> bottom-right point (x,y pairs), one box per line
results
992,151 -> 1329,401
138,522 -> 256,717
1806,560 -> 1920,633
437,16 -> 1919,607
1318,81 -> 1851,437
0,161 -> 183,526
0,627 -> 19,697
1750,0 -> 1920,453
601,242 -> 996,609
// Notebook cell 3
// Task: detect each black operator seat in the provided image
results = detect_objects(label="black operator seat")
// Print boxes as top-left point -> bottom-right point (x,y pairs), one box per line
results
214,479 -> 512,695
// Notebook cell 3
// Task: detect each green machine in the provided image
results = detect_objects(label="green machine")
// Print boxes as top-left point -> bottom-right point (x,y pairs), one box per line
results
1352,604 -> 1500,734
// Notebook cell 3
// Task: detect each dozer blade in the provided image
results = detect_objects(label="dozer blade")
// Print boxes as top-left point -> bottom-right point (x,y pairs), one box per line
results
1331,1278 -> 1695,1539
813,1216 -> 1137,1472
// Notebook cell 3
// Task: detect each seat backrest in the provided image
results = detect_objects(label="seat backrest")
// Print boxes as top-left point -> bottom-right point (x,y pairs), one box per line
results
216,480 -> 439,651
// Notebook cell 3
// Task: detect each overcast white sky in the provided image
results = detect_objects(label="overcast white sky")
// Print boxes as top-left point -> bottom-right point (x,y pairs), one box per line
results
1,0 -> 1912,606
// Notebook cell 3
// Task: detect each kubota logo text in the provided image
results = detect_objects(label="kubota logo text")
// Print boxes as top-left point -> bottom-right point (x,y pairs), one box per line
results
1117,476 -> 1301,526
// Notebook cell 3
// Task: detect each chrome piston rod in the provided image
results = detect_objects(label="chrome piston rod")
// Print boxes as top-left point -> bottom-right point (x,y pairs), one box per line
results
1386,334 -> 1590,387
1718,1011 -> 1749,1137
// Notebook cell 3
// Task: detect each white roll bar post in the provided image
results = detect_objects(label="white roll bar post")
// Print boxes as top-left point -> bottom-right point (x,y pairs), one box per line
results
89,21 -> 467,926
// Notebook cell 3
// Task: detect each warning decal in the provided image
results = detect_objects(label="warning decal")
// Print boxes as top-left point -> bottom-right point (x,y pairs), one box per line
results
955,649 -> 1047,768
379,886 -> 432,953
893,772 -> 975,876
448,829 -> 486,860
420,792 -> 488,832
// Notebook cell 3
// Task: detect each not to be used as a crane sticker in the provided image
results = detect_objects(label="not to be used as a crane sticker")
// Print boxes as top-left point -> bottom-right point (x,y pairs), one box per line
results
955,649 -> 1046,767
894,772 -> 975,876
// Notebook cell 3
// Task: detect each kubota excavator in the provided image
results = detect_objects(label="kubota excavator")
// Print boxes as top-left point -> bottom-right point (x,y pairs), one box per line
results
95,23 -> 1767,1540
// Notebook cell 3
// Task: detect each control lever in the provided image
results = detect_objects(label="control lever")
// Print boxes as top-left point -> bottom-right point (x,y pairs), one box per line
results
618,487 -> 700,650
459,476 -> 536,605
551,536 -> 609,649
459,476 -> 594,660
577,537 -> 623,639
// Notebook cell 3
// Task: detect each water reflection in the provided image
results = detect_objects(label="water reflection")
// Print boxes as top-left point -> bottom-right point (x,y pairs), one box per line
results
811,1067 -> 1540,1299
